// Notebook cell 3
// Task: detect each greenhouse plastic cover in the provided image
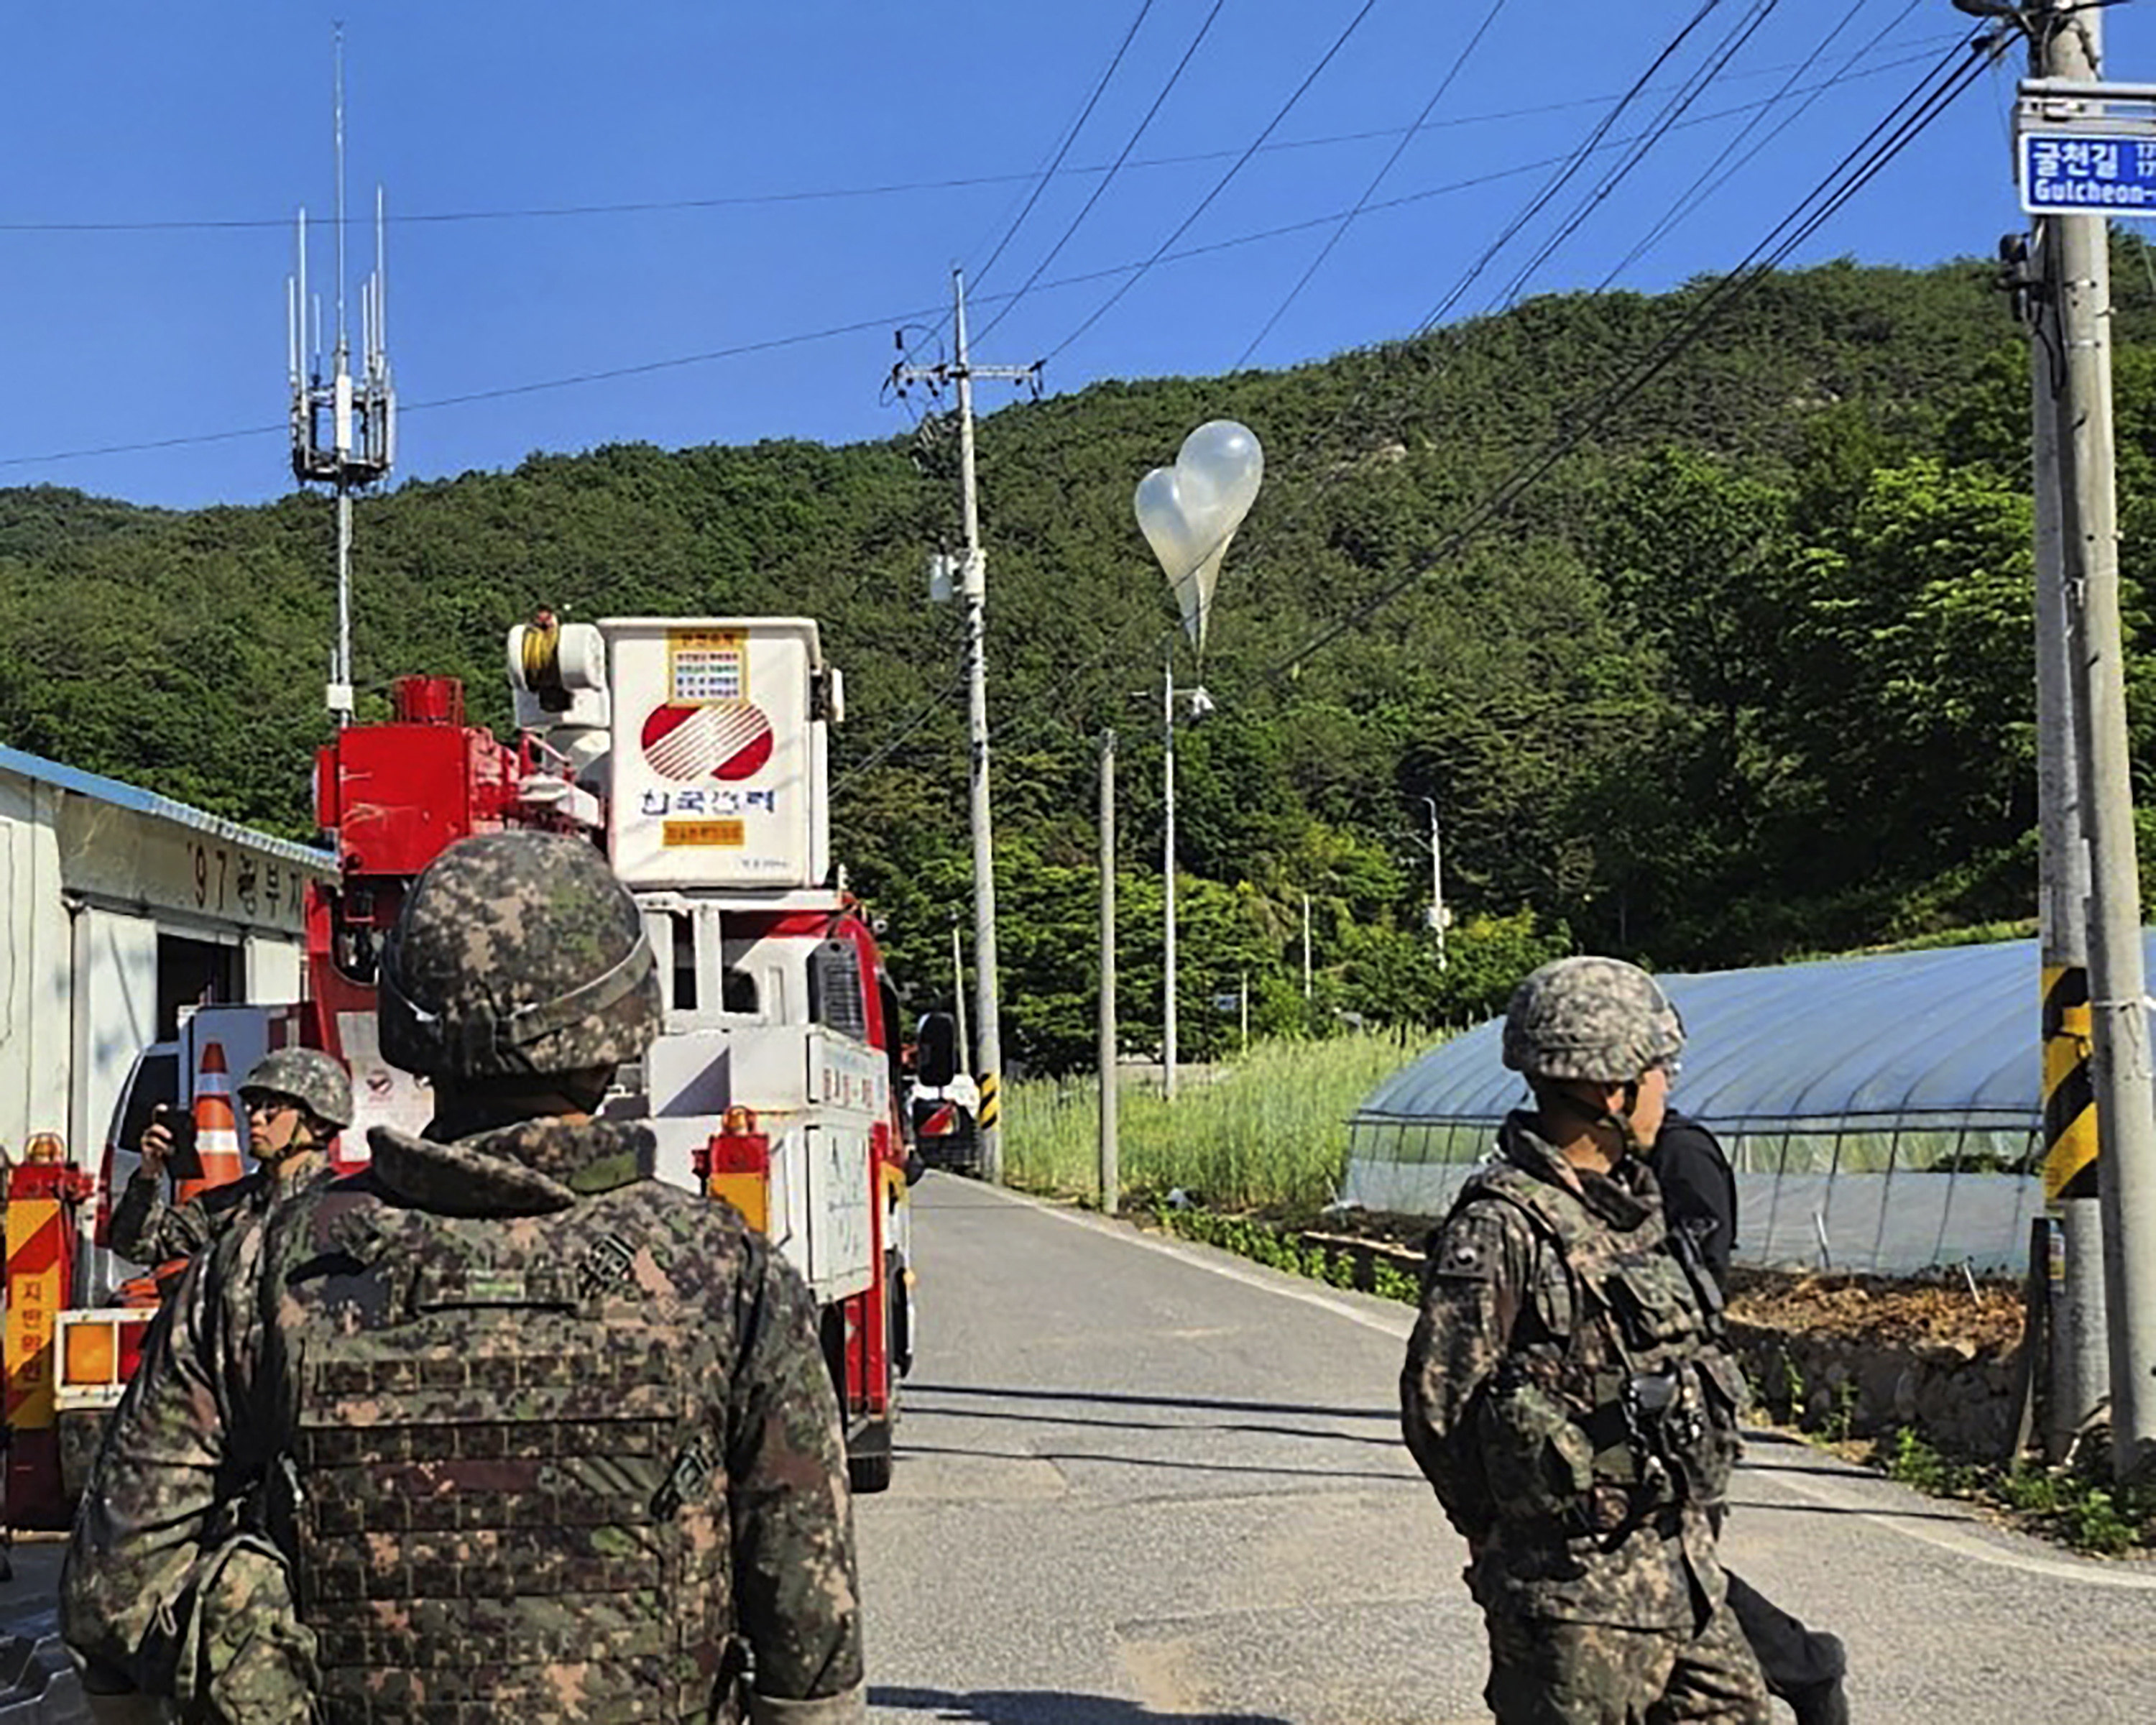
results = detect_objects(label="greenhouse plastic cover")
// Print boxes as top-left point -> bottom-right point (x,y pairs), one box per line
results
1354,934 -> 2156,1133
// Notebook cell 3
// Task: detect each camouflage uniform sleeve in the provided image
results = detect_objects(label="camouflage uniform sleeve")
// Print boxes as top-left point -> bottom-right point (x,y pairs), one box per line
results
60,1220 -> 260,1694
724,1236 -> 865,1721
109,1171 -> 217,1266
1399,1200 -> 1535,1542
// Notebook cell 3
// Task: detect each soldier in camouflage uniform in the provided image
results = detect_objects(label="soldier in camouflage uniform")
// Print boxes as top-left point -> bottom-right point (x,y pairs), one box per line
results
111,1047 -> 352,1268
63,831 -> 865,1724
1400,956 -> 1769,1724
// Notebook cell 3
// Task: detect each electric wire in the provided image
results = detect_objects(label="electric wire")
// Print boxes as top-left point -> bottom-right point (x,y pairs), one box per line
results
966,0 -> 1156,298
1041,0 -> 1385,364
0,48 -> 1949,475
1411,0 -> 1733,344
0,31 -> 1972,237
1202,0 -> 1767,646
1233,0 -> 1515,370
830,657 -> 975,791
1477,0 -> 1782,321
970,0 -> 1227,348
1242,26 -> 2002,694
1596,0 -> 1915,287
888,25 -> 2001,785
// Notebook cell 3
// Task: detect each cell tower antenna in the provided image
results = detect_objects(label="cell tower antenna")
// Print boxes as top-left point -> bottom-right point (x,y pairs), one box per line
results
288,24 -> 395,729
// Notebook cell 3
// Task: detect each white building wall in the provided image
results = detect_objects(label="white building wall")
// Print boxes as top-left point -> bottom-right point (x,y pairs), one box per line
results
0,776 -> 72,1159
1,754 -> 329,1172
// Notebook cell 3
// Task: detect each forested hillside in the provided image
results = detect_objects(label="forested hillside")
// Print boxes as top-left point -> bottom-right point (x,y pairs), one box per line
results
11,252 -> 2156,1071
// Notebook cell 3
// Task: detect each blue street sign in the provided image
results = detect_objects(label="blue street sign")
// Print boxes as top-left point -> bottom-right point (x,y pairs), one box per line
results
2020,129 -> 2156,216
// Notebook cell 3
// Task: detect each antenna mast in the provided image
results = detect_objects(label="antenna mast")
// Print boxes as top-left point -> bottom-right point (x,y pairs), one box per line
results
288,24 -> 395,727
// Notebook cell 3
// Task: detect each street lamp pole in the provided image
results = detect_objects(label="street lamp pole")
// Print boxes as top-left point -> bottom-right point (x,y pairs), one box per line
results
1421,795 -> 1447,971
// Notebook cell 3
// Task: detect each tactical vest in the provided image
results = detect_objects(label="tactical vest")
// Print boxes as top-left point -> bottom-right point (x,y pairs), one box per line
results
1460,1162 -> 1744,1533
268,1197 -> 735,1723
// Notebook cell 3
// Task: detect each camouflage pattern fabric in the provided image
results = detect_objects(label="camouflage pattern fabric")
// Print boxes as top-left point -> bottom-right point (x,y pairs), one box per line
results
377,832 -> 660,1082
109,1164 -> 280,1269
1502,956 -> 1685,1082
240,1048 -> 355,1130
1483,1599 -> 1770,1724
63,1113 -> 865,1724
1401,1112 -> 1764,1719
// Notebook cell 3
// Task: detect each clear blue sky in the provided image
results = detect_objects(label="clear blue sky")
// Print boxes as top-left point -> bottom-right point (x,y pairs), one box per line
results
1,1 -> 2143,510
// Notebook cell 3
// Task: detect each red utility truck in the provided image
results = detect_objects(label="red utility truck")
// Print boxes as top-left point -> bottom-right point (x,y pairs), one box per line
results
22,616 -> 913,1523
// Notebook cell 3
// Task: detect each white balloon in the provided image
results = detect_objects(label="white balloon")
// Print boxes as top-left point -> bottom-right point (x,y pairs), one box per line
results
1133,419 -> 1263,654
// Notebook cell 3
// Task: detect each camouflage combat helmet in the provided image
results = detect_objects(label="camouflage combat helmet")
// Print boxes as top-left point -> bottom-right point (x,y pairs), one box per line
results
1501,955 -> 1685,1082
239,1046 -> 355,1130
379,831 -> 660,1081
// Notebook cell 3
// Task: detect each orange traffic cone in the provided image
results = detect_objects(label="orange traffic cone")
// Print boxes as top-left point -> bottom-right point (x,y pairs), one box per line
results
175,1040 -> 246,1205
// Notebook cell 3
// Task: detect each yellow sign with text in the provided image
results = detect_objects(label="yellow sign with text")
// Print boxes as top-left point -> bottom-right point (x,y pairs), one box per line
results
664,819 -> 746,848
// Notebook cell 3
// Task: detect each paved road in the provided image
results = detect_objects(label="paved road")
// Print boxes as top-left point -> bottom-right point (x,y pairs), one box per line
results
12,1174 -> 2156,1721
860,1175 -> 2156,1724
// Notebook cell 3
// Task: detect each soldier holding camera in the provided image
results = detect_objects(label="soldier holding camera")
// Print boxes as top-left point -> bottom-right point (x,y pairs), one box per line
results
111,1048 -> 353,1267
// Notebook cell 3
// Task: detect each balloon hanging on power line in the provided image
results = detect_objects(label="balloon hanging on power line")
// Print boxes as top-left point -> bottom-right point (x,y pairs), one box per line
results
1134,420 -> 1263,656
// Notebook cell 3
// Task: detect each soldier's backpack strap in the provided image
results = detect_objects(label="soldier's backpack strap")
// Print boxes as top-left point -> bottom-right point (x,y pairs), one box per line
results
1442,1166 -> 1585,1354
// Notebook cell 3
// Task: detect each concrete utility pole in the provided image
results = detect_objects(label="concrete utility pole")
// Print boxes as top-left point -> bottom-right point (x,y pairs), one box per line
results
1099,730 -> 1119,1215
893,271 -> 1036,1182
950,915 -> 971,1078
2013,201 -> 2108,1453
2022,0 -> 2156,1478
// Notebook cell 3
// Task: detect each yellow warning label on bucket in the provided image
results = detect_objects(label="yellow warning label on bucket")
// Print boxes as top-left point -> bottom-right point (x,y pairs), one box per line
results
664,819 -> 745,847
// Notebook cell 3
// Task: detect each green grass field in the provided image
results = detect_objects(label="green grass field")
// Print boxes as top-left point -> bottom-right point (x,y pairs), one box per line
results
1003,1031 -> 1436,1215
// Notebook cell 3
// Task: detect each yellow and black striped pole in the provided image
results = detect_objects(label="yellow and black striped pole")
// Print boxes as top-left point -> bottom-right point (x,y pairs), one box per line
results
2042,962 -> 2098,1202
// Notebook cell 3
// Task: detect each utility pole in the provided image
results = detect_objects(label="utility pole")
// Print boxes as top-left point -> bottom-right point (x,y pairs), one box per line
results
892,270 -> 1036,1182
1302,891 -> 1313,1000
1162,648 -> 1179,1100
289,29 -> 393,728
1153,652 -> 1215,1097
950,915 -> 971,1078
2017,0 -> 2156,1478
1420,795 -> 1449,971
2011,206 -> 2108,1454
1099,730 -> 1119,1215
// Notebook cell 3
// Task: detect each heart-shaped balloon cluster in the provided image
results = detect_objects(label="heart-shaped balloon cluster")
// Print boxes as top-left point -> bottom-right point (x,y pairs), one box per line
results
1134,419 -> 1263,655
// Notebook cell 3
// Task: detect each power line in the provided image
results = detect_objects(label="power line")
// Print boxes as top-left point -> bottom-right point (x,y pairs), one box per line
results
1212,0 -> 1765,628
0,45 -> 1959,474
1595,0 -> 1917,287
1233,0 -> 1516,370
1245,25 -> 2001,691
0,30 -> 1973,238
967,0 -> 1157,297
1043,0 -> 1386,363
971,0 -> 1227,348
1413,0 -> 1735,341
1475,0 -> 1782,321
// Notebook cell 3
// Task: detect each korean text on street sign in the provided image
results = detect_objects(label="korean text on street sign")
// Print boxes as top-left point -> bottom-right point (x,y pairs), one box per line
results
2020,131 -> 2156,216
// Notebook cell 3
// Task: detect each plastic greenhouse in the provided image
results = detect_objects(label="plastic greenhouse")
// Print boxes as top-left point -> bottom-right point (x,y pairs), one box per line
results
1343,935 -> 2140,1274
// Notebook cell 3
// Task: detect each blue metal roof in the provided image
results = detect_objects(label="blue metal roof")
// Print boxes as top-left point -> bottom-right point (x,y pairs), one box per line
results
1353,936 -> 2129,1133
0,743 -> 333,873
